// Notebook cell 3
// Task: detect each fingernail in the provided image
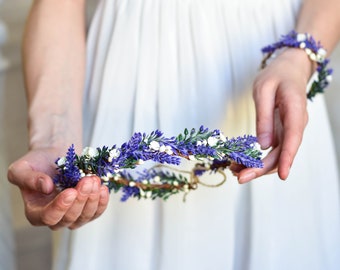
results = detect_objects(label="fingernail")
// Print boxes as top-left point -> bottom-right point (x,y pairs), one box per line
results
92,181 -> 99,193
63,193 -> 76,205
239,172 -> 256,183
37,178 -> 45,193
258,133 -> 271,149
100,186 -> 109,197
80,181 -> 92,195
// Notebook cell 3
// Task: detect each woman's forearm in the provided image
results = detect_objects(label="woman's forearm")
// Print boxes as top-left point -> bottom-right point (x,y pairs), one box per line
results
296,0 -> 340,53
23,0 -> 86,150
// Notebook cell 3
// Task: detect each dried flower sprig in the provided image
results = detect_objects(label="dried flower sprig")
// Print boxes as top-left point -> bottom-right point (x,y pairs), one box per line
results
54,126 -> 263,201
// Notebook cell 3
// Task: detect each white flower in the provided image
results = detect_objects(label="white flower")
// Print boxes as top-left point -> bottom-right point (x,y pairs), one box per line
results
188,155 -> 196,161
296,33 -> 307,42
82,146 -> 98,158
159,145 -> 166,152
165,146 -> 173,155
129,181 -> 136,187
137,159 -> 144,165
149,141 -> 160,151
196,141 -> 203,146
173,181 -> 179,187
101,176 -> 109,182
317,48 -> 327,58
219,133 -> 227,142
326,75 -> 333,83
305,48 -> 312,55
153,176 -> 161,183
109,149 -> 120,159
299,42 -> 306,49
139,188 -> 146,197
146,191 -> 152,198
57,157 -> 67,167
309,53 -> 316,61
207,136 -> 218,147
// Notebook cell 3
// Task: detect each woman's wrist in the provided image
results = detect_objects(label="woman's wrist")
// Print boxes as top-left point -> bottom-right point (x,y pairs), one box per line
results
277,48 -> 315,82
28,114 -> 82,152
261,31 -> 333,100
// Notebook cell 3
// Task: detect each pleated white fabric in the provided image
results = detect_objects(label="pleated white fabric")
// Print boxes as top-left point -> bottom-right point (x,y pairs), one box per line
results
53,0 -> 340,269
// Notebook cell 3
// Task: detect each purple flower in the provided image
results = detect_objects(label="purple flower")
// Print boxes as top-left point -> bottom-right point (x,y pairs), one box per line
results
54,144 -> 81,189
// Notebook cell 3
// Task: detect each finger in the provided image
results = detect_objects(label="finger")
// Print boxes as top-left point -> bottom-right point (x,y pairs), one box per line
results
277,99 -> 307,180
26,189 -> 78,227
92,185 -> 110,220
52,176 -> 97,229
278,117 -> 306,180
253,79 -> 277,149
8,160 -> 54,194
238,146 -> 281,183
69,177 -> 102,229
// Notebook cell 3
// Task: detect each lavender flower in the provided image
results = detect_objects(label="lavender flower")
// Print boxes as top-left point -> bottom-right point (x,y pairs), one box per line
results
54,144 -> 81,189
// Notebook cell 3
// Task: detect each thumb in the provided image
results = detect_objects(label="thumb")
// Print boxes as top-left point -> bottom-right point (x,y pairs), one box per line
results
8,160 -> 55,194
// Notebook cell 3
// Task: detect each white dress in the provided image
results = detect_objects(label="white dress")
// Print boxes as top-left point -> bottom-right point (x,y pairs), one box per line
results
53,0 -> 340,269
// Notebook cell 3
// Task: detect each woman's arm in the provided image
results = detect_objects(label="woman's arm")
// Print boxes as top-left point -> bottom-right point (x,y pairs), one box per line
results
237,0 -> 340,182
24,0 -> 85,150
8,0 -> 109,230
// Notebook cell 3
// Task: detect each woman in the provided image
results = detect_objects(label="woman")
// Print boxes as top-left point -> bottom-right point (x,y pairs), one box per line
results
8,0 -> 340,269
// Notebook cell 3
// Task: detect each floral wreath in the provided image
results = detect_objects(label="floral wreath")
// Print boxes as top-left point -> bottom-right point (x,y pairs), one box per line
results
54,126 -> 263,201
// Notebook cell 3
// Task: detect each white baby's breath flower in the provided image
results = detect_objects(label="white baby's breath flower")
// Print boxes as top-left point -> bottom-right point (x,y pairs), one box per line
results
317,48 -> 327,58
146,191 -> 152,198
109,149 -> 120,159
296,33 -> 306,42
207,136 -> 218,147
326,75 -> 333,83
196,141 -> 203,146
82,146 -> 98,158
165,146 -> 173,155
137,159 -> 144,165
299,42 -> 306,49
219,133 -> 227,142
149,141 -> 160,151
153,176 -> 161,183
57,157 -> 67,167
159,145 -> 166,152
309,53 -> 317,61
101,176 -> 109,182
139,188 -> 146,197
129,181 -> 136,187
188,155 -> 196,161
173,181 -> 179,187
305,48 -> 312,55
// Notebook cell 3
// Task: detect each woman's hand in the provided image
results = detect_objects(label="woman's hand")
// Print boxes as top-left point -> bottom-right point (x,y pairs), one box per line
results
7,148 -> 109,230
234,49 -> 310,183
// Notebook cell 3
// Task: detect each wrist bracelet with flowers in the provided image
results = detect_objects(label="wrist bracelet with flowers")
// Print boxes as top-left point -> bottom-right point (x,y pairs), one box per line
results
261,30 -> 333,100
54,126 -> 263,201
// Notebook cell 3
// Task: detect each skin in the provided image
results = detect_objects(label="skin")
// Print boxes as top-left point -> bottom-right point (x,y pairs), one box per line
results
7,0 -> 340,229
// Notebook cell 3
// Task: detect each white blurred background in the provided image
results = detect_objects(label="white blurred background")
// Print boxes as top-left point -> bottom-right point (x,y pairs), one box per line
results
0,1 -> 339,269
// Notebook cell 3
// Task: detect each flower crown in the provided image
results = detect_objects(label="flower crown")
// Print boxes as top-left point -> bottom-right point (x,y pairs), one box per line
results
54,126 -> 263,201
